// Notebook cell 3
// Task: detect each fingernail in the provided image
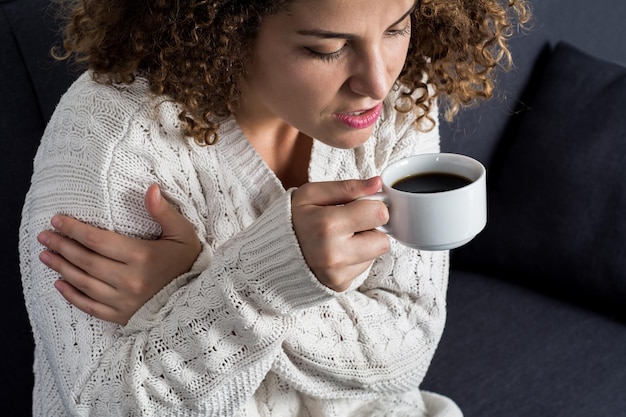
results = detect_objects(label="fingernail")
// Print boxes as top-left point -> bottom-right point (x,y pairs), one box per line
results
54,280 -> 64,294
366,176 -> 380,187
51,216 -> 62,230
154,185 -> 162,204
39,252 -> 51,266
37,232 -> 49,246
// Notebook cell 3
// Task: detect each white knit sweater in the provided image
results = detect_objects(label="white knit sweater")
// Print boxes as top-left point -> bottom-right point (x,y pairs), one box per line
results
20,72 -> 462,417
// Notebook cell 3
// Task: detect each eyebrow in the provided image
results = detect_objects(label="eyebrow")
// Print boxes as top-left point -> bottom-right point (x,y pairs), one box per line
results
295,3 -> 416,40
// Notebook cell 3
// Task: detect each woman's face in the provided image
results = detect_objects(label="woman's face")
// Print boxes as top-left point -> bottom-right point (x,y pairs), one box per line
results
237,0 -> 415,149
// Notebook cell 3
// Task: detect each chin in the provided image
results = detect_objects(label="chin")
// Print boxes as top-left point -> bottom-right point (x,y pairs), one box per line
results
317,128 -> 374,150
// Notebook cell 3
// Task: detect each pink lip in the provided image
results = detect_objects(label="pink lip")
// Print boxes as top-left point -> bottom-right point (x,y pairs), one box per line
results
333,103 -> 383,129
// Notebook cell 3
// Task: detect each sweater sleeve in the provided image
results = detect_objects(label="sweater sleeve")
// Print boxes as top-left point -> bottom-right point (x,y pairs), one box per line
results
19,75 -> 335,416
74,192 -> 335,416
271,96 -> 450,397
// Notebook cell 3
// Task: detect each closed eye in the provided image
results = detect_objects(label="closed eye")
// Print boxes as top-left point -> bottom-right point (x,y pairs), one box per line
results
298,3 -> 414,63
386,24 -> 411,37
304,45 -> 347,62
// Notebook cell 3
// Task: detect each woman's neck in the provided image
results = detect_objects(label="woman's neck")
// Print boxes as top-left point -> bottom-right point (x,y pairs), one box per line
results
235,115 -> 312,189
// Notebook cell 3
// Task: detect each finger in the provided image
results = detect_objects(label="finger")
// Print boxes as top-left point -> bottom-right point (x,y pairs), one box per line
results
349,229 -> 391,261
49,215 -> 140,263
39,250 -> 118,302
315,231 -> 389,292
145,184 -> 202,259
298,199 -> 389,245
316,228 -> 389,270
344,198 -> 390,232
323,260 -> 376,292
299,220 -> 389,268
144,184 -> 200,244
293,177 -> 382,207
38,230 -> 126,286
54,280 -> 126,325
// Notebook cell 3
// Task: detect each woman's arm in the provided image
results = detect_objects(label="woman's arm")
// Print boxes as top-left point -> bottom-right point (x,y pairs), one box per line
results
39,177 -> 391,324
19,75 -> 333,416
270,95 -> 449,396
23,176 -> 319,416
22,76 -> 393,416
38,184 -> 201,325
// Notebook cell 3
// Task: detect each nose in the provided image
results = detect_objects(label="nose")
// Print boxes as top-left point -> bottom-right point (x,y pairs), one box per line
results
347,46 -> 392,101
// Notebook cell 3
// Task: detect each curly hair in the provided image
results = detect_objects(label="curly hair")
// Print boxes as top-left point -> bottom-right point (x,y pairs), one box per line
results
54,0 -> 530,145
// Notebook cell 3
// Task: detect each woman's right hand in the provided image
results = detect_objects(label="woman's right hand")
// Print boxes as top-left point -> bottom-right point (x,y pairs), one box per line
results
37,184 -> 202,325
291,177 -> 391,292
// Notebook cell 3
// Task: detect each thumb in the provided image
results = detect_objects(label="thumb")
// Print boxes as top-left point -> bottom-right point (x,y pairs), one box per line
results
294,176 -> 383,207
144,184 -> 195,240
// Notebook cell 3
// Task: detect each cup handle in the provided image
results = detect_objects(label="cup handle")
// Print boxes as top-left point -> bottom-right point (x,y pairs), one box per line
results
358,192 -> 392,234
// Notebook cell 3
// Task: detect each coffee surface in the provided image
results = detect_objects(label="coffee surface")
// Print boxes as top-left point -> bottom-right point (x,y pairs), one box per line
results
392,172 -> 472,193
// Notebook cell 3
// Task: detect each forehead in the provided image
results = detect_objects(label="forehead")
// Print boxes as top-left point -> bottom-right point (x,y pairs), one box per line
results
278,0 -> 415,29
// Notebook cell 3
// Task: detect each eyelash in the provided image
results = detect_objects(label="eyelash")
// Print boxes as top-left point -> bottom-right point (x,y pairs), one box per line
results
305,24 -> 411,63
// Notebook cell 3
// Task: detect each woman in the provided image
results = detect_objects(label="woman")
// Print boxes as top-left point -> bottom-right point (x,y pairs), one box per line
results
21,0 -> 529,415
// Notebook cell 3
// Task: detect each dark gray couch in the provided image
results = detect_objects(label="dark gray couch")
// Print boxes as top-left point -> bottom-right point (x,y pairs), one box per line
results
1,1 -> 79,416
2,1 -> 625,416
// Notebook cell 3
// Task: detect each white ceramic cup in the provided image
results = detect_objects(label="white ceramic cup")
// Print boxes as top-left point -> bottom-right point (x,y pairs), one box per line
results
362,153 -> 487,251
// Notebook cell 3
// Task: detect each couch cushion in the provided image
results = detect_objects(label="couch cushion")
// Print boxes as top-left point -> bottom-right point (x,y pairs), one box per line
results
453,43 -> 626,320
422,270 -> 626,417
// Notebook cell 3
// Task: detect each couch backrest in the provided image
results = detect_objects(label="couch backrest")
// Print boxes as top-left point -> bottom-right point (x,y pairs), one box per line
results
445,0 -> 626,321
441,0 -> 626,165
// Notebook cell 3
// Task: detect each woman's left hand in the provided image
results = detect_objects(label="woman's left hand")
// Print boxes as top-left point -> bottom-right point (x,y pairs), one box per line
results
37,184 -> 202,325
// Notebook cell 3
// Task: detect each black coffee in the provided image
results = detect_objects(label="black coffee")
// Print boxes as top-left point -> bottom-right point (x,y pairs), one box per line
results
392,172 -> 472,193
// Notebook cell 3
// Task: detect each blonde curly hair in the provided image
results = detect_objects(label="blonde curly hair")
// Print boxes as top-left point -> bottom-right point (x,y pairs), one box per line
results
55,0 -> 530,145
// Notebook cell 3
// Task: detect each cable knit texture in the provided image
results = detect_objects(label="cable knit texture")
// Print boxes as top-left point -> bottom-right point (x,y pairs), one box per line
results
20,72 -> 462,417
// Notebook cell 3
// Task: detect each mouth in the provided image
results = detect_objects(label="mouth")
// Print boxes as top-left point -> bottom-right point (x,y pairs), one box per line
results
333,103 -> 383,129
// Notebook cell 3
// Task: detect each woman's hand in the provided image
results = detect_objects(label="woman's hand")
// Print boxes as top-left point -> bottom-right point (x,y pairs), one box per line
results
37,184 -> 202,325
291,177 -> 391,292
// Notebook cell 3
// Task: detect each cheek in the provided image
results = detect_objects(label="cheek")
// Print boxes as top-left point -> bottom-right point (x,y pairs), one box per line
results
272,60 -> 341,107
255,54 -> 307,91
390,40 -> 410,76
